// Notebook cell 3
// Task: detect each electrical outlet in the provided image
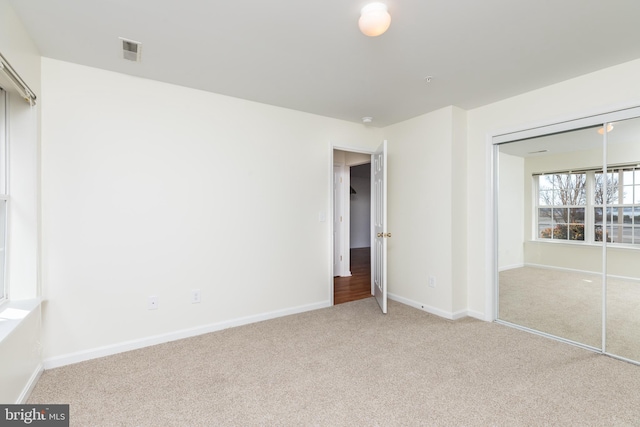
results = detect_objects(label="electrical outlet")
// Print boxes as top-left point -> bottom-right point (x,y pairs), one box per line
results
148,296 -> 159,310
191,289 -> 201,304
428,276 -> 436,288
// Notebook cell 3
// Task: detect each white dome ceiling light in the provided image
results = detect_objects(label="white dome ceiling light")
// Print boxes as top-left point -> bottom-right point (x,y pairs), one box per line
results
358,3 -> 391,37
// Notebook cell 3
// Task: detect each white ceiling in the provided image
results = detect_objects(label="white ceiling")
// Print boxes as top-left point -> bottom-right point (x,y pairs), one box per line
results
9,0 -> 640,127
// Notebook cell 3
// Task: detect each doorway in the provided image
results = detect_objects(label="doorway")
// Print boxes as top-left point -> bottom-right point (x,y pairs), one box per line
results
333,149 -> 373,304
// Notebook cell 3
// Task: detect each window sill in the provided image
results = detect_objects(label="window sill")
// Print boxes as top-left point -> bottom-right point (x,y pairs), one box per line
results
529,239 -> 640,250
0,298 -> 41,344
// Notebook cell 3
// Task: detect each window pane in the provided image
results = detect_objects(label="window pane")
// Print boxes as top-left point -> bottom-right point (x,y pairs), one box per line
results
623,170 -> 634,184
553,190 -> 564,206
608,186 -> 619,204
575,174 -> 586,204
538,208 -> 552,239
610,225 -> 624,243
554,224 -> 568,240
623,186 -> 634,204
594,207 -> 603,225
553,208 -> 568,224
635,185 -> 640,204
570,208 -> 585,224
539,190 -> 553,206
623,207 -> 634,224
621,226 -> 634,244
539,176 -> 554,190
569,224 -> 585,240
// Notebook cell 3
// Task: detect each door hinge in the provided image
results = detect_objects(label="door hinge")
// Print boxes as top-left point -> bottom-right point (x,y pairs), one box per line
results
340,255 -> 343,261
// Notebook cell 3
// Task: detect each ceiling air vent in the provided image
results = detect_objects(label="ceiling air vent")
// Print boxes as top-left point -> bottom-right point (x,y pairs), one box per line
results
119,37 -> 142,62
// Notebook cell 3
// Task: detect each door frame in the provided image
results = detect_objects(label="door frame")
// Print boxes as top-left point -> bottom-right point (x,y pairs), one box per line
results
329,143 -> 376,306
333,162 -> 350,278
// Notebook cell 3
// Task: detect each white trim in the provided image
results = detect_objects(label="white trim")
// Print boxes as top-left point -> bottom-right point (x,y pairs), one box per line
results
486,134 -> 496,321
333,163 -> 347,277
492,103 -> 640,143
498,263 -> 524,272
466,309 -> 486,321
17,363 -> 43,404
387,293 -> 468,320
43,300 -> 331,369
524,262 -> 601,276
523,262 -> 640,283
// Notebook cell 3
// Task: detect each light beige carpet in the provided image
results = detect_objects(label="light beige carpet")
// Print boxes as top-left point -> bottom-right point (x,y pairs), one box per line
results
29,298 -> 640,426
500,266 -> 640,361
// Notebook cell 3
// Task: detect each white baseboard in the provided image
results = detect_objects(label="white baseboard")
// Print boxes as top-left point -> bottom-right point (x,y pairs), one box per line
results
44,301 -> 331,370
525,262 -> 600,276
18,363 -> 43,403
525,262 -> 640,282
498,263 -> 524,272
467,309 -> 489,321
388,293 -> 468,320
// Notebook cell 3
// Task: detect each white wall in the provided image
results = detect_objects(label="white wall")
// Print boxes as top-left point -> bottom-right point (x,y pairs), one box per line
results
467,57 -> 640,320
40,58 -> 381,363
383,106 -> 465,318
497,152 -> 524,270
0,0 -> 42,402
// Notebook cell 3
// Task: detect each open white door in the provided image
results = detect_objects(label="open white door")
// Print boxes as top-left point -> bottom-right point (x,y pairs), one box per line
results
372,140 -> 388,313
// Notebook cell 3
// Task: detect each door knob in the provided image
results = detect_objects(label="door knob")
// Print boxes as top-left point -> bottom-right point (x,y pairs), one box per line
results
385,232 -> 392,238
377,232 -> 383,237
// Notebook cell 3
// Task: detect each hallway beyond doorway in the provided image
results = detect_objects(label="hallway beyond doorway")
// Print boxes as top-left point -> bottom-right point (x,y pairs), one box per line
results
334,247 -> 372,304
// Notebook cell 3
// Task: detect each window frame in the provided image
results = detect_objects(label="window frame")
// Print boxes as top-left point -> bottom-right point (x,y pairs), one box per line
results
535,172 -> 588,242
594,166 -> 640,245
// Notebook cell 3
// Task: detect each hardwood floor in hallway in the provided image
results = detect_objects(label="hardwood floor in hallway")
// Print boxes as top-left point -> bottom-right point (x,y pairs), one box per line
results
334,247 -> 372,305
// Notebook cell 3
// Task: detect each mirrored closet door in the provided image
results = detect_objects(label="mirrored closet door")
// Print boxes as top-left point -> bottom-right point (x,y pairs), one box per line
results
495,107 -> 640,364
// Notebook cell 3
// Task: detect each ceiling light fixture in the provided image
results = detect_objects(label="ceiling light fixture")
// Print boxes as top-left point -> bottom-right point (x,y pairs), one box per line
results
362,116 -> 373,124
597,123 -> 614,135
359,3 -> 391,37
